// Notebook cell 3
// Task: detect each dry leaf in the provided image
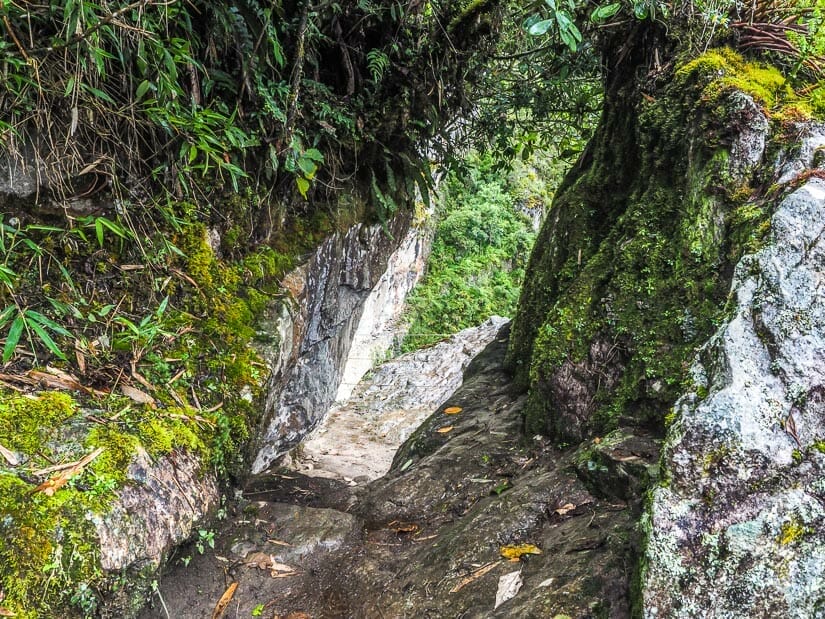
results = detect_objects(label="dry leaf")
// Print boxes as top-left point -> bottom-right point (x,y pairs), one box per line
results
554,503 -> 576,516
0,608 -> 14,617
0,444 -> 18,466
120,384 -> 156,407
285,613 -> 311,619
267,539 -> 292,547
450,560 -> 501,593
436,426 -> 454,434
388,520 -> 419,533
499,543 -> 542,562
211,582 -> 237,619
244,552 -> 296,577
443,406 -> 463,415
494,570 -> 523,609
32,447 -> 104,496
593,436 -> 602,444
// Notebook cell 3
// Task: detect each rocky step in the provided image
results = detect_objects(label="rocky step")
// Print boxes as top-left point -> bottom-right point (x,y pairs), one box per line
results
140,323 -> 660,618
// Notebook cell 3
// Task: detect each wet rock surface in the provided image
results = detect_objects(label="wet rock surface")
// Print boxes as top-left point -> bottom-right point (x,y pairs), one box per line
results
140,324 -> 659,618
642,179 -> 825,617
284,316 -> 508,483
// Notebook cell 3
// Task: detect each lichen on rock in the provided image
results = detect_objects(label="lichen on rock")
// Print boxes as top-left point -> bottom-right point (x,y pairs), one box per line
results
641,175 -> 825,617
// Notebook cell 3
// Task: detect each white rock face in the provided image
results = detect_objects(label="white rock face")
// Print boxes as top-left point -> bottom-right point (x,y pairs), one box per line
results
642,179 -> 825,617
285,316 -> 508,483
252,216 -> 429,473
335,224 -> 430,402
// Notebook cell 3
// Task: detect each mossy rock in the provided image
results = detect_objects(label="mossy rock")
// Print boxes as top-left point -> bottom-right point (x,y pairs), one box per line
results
507,46 -> 775,444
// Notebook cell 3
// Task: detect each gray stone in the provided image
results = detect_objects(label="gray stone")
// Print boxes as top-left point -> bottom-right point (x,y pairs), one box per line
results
642,178 -> 825,617
252,214 -> 429,473
94,448 -> 218,571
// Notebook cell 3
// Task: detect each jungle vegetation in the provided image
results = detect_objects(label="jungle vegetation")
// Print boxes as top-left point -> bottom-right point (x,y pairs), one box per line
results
3,0 -> 825,615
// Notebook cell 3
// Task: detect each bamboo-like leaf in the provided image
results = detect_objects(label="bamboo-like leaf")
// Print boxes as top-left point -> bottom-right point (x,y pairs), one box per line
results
25,310 -> 72,337
28,321 -> 67,360
0,306 -> 15,329
3,315 -> 24,363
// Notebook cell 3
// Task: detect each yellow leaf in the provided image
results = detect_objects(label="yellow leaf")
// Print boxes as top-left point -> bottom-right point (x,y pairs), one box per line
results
444,406 -> 462,415
436,426 -> 454,434
211,582 -> 238,619
554,503 -> 576,516
499,543 -> 542,561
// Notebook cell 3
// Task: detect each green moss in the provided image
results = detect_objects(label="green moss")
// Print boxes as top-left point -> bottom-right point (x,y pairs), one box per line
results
508,45 -> 780,442
0,384 -> 224,617
0,392 -> 77,455
777,518 -> 808,545
677,48 -> 791,110
814,440 -> 825,454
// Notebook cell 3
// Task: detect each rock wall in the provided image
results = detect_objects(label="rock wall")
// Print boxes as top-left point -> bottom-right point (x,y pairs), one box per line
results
642,131 -> 825,617
251,213 -> 427,473
334,222 -> 431,402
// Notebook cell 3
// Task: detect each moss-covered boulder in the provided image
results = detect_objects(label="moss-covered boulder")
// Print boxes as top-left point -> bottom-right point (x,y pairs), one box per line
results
642,159 -> 825,617
507,47 -> 776,444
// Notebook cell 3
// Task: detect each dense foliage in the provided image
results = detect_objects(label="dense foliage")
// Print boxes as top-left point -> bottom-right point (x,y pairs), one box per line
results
0,0 -> 505,220
401,149 -> 565,351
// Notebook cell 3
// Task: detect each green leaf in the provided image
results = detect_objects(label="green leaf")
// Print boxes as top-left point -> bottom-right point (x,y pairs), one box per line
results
3,315 -> 24,363
297,157 -> 317,178
81,83 -> 116,105
29,321 -> 67,360
0,306 -> 15,329
528,19 -> 553,36
591,2 -> 622,22
303,148 -> 324,162
136,79 -> 151,99
95,218 -> 104,247
296,176 -> 310,199
24,310 -> 72,337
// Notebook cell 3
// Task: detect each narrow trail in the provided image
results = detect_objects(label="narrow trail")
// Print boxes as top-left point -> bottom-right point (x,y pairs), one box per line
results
139,322 -> 658,619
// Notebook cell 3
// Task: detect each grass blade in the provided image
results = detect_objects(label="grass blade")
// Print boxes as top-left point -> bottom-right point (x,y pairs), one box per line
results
28,321 -> 67,360
3,315 -> 24,363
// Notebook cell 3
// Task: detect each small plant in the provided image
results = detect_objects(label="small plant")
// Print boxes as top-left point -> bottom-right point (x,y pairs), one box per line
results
195,529 -> 215,554
366,49 -> 391,82
70,583 -> 99,618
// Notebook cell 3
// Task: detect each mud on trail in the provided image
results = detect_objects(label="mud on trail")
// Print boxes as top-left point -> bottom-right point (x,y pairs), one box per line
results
139,324 -> 659,619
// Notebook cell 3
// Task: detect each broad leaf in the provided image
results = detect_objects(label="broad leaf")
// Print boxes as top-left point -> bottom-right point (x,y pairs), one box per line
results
528,19 -> 554,36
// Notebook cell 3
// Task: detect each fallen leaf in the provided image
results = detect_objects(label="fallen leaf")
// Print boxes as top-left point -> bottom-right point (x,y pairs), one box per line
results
267,539 -> 292,547
388,520 -> 419,533
443,406 -> 463,415
436,426 -> 454,434
494,570 -> 523,609
244,552 -> 296,576
285,613 -> 311,619
0,607 -> 14,617
32,447 -> 104,496
593,436 -> 602,444
554,503 -> 577,516
537,577 -> 554,588
120,384 -> 156,407
211,582 -> 237,619
0,444 -> 18,466
499,543 -> 542,562
450,560 -> 501,593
